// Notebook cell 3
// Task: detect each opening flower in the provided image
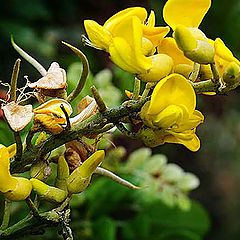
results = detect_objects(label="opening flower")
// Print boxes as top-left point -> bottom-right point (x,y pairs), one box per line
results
140,74 -> 204,151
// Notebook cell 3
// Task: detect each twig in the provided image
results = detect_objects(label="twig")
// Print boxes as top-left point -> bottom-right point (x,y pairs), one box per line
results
62,41 -> 89,103
91,85 -> 107,112
10,59 -> 21,102
210,63 -> 220,83
14,131 -> 22,161
189,63 -> 200,82
26,197 -> 39,217
0,198 -> 11,231
116,123 -> 137,139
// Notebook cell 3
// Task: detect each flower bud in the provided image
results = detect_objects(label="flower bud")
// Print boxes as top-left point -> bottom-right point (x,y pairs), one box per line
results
67,150 -> 105,194
4,177 -> 32,201
137,54 -> 173,82
55,156 -> 70,191
174,26 -> 214,64
30,178 -> 67,203
223,61 -> 240,85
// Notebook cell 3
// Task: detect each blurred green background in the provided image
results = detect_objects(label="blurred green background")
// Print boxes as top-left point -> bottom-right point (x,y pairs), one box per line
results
1,0 -> 240,239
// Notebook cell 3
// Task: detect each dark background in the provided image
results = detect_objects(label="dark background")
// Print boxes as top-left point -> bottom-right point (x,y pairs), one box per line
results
1,0 -> 240,239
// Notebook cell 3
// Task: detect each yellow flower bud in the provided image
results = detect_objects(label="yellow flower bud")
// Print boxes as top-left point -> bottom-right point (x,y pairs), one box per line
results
137,54 -> 173,82
174,26 -> 214,64
67,150 -> 105,194
4,177 -> 32,201
30,178 -> 67,203
55,156 -> 70,191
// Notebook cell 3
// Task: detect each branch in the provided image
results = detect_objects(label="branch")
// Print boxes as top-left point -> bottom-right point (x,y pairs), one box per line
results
11,98 -> 147,174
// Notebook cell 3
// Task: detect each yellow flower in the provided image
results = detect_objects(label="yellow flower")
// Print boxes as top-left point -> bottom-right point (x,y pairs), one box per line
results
214,38 -> 240,79
33,99 -> 73,134
0,144 -> 32,201
84,7 -> 169,75
163,0 -> 214,64
140,74 -> 204,151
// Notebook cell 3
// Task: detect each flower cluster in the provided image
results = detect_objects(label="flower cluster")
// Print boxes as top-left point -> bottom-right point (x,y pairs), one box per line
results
84,0 -> 240,151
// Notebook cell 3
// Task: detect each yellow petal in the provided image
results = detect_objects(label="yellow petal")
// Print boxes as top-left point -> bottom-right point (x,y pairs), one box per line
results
148,73 -> 196,115
137,54 -> 173,82
214,38 -> 240,64
34,99 -> 72,119
146,10 -> 155,27
5,177 -> 32,201
84,20 -> 112,51
143,26 -> 170,47
177,110 -> 204,131
164,131 -> 200,151
109,17 -> 152,73
7,143 -> 16,158
163,0 -> 211,29
0,146 -> 17,193
214,38 -> 240,76
153,104 -> 188,129
104,7 -> 147,32
157,37 -> 193,65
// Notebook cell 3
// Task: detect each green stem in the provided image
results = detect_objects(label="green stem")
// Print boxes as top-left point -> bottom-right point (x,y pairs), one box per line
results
26,197 -> 39,217
62,41 -> 89,103
91,85 -> 107,112
210,63 -> 220,83
0,210 -> 60,239
0,199 -> 11,231
11,36 -> 47,76
14,131 -> 22,161
132,78 -> 141,100
141,82 -> 155,99
189,63 -> 200,82
10,59 -> 21,102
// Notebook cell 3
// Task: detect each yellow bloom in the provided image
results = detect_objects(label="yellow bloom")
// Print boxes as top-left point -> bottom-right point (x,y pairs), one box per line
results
162,0 -> 214,64
0,144 -> 32,201
33,99 -> 73,134
84,7 -> 169,75
214,38 -> 240,78
140,74 -> 204,151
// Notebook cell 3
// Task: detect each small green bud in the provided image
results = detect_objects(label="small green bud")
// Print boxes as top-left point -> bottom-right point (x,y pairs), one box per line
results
223,61 -> 240,85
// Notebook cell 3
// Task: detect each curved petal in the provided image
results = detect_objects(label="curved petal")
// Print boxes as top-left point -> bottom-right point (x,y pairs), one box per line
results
34,99 -> 73,119
143,26 -> 170,47
214,38 -> 240,64
109,17 -> 152,73
148,73 -> 196,115
104,7 -> 147,32
153,104 -> 188,129
157,37 -> 193,65
84,20 -> 112,51
164,131 -> 200,151
163,0 -> 211,29
146,10 -> 156,27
